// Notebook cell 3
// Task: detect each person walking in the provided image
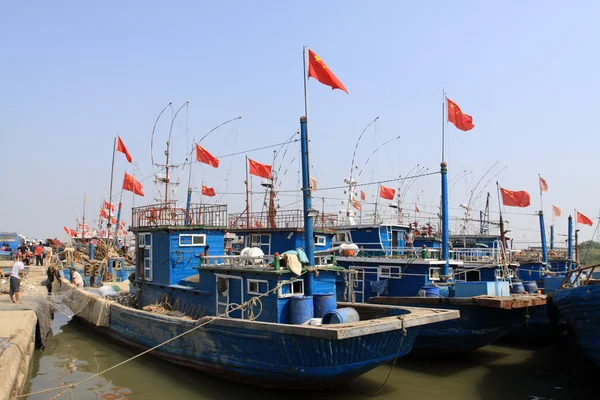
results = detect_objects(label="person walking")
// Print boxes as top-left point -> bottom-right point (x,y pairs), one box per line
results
34,243 -> 44,266
9,258 -> 25,304
46,265 -> 61,295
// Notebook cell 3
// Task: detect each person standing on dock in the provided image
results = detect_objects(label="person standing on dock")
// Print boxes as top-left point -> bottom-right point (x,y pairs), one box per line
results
9,258 -> 25,304
46,264 -> 61,295
34,243 -> 43,266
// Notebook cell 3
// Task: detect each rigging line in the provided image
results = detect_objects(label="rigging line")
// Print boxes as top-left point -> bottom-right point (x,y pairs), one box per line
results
349,117 -> 380,182
216,139 -> 300,160
150,102 -> 174,177
356,136 -> 401,180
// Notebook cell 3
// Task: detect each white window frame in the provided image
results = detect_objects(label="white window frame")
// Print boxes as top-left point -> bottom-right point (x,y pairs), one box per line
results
138,233 -> 152,281
429,267 -> 441,282
215,273 -> 244,319
179,234 -> 206,247
314,235 -> 327,246
248,233 -> 271,254
247,279 -> 269,295
378,266 -> 402,279
277,279 -> 305,298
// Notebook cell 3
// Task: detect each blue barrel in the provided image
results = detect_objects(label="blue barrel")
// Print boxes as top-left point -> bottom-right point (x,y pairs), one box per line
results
511,280 -> 525,294
290,295 -> 314,324
322,307 -> 360,324
313,292 -> 336,318
437,285 -> 450,298
523,280 -> 538,294
421,285 -> 440,298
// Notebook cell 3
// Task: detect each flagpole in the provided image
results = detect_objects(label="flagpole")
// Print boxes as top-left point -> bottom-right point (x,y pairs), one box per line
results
245,156 -> 250,229
82,192 -> 87,238
107,136 -> 117,238
374,185 -> 380,224
303,46 -> 309,122
441,88 -> 446,163
538,174 -> 544,212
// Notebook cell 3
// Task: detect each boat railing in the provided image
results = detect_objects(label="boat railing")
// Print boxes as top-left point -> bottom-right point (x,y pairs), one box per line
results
559,263 -> 600,289
198,254 -> 335,270
132,203 -> 227,229
227,209 -> 337,230
452,247 -> 503,263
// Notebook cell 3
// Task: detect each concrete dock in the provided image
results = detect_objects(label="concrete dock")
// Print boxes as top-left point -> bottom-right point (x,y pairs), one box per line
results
0,263 -> 54,400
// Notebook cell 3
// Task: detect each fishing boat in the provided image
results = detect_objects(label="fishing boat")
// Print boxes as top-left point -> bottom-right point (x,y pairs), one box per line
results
552,264 -> 600,367
57,111 -> 459,388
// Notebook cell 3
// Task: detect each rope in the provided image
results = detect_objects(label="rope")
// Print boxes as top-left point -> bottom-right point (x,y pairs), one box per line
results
369,317 -> 406,396
16,270 -> 312,399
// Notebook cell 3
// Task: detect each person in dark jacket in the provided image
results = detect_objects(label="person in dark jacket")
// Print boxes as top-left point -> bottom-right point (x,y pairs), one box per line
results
46,265 -> 61,295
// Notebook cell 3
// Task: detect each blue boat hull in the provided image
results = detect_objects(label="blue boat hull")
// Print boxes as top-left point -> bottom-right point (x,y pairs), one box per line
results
554,284 -> 600,368
93,303 -> 419,388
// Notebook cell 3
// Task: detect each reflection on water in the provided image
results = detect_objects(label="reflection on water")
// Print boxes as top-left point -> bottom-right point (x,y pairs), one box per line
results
23,307 -> 597,400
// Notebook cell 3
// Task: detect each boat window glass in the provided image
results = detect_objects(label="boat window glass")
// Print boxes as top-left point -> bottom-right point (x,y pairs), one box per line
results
179,234 -> 206,247
429,267 -> 441,281
143,247 -> 152,281
379,266 -> 401,279
277,279 -> 305,298
314,235 -> 327,246
247,279 -> 269,295
138,233 -> 151,248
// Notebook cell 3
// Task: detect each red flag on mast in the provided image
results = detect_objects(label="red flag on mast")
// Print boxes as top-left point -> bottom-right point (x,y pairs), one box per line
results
577,211 -> 593,226
500,188 -> 530,208
360,190 -> 366,201
202,186 -> 216,197
248,158 -> 272,179
539,177 -> 549,192
104,201 -> 114,212
116,136 -> 132,163
447,98 -> 474,131
122,172 -> 144,196
379,185 -> 395,200
552,205 -> 561,217
307,49 -> 348,94
195,144 -> 219,168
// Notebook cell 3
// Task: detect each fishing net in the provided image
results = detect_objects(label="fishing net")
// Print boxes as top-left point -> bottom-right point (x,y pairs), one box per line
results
54,279 -> 111,327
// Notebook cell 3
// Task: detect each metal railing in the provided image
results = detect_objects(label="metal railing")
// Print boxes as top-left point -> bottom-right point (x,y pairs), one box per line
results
132,203 -> 227,229
559,263 -> 600,289
197,254 -> 334,270
228,209 -> 337,230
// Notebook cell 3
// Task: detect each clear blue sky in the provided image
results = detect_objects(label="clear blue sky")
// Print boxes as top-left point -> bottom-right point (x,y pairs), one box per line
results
1,1 -> 598,246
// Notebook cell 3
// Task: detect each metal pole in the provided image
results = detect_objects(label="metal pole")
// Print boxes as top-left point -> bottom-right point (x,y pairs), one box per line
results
300,116 -> 315,295
441,162 -> 449,278
185,187 -> 192,226
245,156 -> 250,229
550,224 -> 555,250
539,211 -> 548,267
107,137 -> 117,236
568,215 -> 573,270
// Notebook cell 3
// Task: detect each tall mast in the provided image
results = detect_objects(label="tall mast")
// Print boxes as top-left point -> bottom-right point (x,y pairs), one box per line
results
245,156 -> 250,229
440,90 -> 450,279
107,136 -> 117,239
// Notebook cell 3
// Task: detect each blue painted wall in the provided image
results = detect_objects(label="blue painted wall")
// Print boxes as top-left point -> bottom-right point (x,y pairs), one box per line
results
234,230 -> 334,255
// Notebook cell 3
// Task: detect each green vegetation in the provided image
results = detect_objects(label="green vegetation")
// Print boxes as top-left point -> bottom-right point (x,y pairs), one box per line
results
578,241 -> 600,265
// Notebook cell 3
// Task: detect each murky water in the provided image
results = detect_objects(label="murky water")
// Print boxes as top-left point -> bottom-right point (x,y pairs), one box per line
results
22,307 -> 598,400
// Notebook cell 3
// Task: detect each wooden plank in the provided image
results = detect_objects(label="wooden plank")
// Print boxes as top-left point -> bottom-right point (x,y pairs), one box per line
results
370,295 -> 547,309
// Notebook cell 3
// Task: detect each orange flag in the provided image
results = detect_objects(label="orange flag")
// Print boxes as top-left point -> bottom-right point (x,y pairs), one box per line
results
195,144 -> 219,168
351,198 -> 362,211
307,49 -> 348,94
116,136 -> 132,163
248,158 -> 272,179
360,190 -> 366,201
255,220 -> 263,228
447,98 -> 474,131
310,177 -> 317,192
552,205 -> 561,217
539,177 -> 548,192
415,205 -> 420,213
100,209 -> 109,219
379,185 -> 395,200
500,188 -> 530,208
577,211 -> 593,226
202,185 -> 216,197
123,172 -> 144,196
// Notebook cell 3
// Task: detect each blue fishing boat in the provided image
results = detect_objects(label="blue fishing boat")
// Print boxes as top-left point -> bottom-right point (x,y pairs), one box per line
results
553,264 -> 600,367
58,114 -> 459,388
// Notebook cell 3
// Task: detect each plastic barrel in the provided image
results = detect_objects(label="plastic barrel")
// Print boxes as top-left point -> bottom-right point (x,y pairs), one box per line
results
437,285 -> 450,298
313,292 -> 336,318
523,281 -> 538,294
511,280 -> 525,294
290,295 -> 314,325
322,307 -> 360,325
421,285 -> 441,298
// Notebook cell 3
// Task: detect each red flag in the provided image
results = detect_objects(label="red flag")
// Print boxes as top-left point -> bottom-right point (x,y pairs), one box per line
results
248,158 -> 272,179
500,188 -> 530,208
116,136 -> 132,163
104,201 -> 114,212
553,205 -> 561,217
415,205 -> 420,213
69,229 -> 78,237
539,177 -> 548,193
195,144 -> 219,168
122,172 -> 144,196
255,220 -> 263,228
307,49 -> 348,94
100,209 -> 109,219
577,211 -> 593,226
63,226 -> 70,235
111,217 -> 117,225
360,190 -> 366,201
351,198 -> 362,211
379,185 -> 395,200
202,185 -> 216,197
447,98 -> 474,131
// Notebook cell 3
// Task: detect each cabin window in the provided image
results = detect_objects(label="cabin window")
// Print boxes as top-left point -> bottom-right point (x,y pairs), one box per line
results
277,279 -> 305,298
494,268 -> 514,280
429,267 -> 453,282
314,235 -> 327,246
247,279 -> 269,295
379,266 -> 402,279
179,234 -> 206,247
335,232 -> 350,242
138,233 -> 151,248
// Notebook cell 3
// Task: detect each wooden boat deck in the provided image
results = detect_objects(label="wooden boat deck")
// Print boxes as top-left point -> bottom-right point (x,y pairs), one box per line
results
371,294 -> 547,310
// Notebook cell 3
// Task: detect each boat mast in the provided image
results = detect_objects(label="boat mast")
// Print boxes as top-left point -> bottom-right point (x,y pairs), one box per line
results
107,136 -> 117,238
440,90 -> 450,280
245,156 -> 250,229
